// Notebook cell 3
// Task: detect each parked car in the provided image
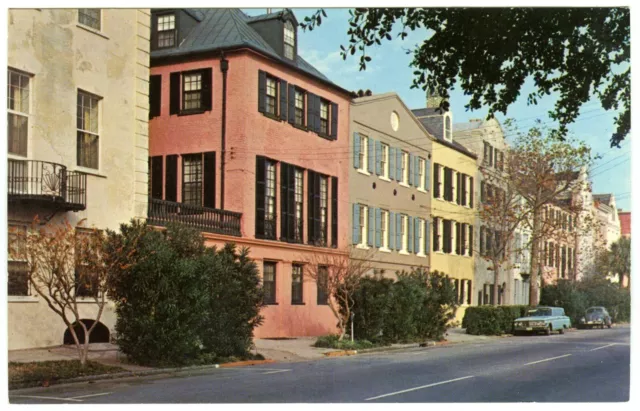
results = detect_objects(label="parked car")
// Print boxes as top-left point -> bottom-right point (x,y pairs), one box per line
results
513,306 -> 571,336
578,306 -> 612,329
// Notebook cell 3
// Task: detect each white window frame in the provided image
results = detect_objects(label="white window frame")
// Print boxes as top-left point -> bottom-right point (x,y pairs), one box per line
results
380,209 -> 390,251
358,135 -> 369,174
78,8 -> 102,32
417,218 -> 426,257
381,143 -> 389,179
401,151 -> 409,186
358,204 -> 368,248
76,90 -> 102,171
8,69 -> 31,159
400,214 -> 409,254
283,20 -> 295,60
156,13 -> 176,48
417,157 -> 426,191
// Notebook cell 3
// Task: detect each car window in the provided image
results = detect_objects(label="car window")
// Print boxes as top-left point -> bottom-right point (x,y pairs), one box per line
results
529,308 -> 552,316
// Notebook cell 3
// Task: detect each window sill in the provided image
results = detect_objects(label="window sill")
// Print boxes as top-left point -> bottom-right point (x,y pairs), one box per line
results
76,24 -> 109,39
317,133 -> 333,141
264,302 -> 279,306
8,296 -> 39,303
74,166 -> 107,179
178,109 -> 208,117
356,244 -> 370,250
357,169 -> 371,177
417,253 -> 427,258
379,247 -> 391,253
417,188 -> 428,194
378,176 -> 391,182
292,123 -> 308,132
291,302 -> 306,306
8,153 -> 28,161
261,112 -> 282,122
399,250 -> 410,255
399,182 -> 410,188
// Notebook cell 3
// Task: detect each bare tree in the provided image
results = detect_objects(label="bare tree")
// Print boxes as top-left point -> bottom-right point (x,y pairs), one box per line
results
11,217 -> 140,367
300,247 -> 374,340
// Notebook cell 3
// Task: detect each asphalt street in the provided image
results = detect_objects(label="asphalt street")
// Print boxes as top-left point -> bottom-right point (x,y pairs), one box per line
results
9,325 -> 630,403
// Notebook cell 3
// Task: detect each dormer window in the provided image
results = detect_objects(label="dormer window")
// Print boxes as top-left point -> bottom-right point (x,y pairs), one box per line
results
284,20 -> 295,60
157,14 -> 176,49
444,115 -> 452,142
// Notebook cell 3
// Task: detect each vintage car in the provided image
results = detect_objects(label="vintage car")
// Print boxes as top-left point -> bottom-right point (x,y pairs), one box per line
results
578,306 -> 612,329
513,306 -> 571,336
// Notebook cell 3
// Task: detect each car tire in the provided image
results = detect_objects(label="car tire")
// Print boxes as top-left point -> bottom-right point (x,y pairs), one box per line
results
559,327 -> 565,335
545,326 -> 552,336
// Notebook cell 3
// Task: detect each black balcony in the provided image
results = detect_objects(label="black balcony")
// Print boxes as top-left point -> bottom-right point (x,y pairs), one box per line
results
148,198 -> 242,237
8,159 -> 87,211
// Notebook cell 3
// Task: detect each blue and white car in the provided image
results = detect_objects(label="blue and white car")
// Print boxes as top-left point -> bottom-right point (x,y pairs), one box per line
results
513,306 -> 571,336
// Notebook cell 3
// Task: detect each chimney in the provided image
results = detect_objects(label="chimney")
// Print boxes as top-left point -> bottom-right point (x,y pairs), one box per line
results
426,89 -> 444,109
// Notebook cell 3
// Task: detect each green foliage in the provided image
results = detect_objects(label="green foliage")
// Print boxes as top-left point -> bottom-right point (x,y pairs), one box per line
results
313,335 -> 382,350
301,8 -> 630,146
106,222 -> 263,367
540,278 -> 631,323
463,305 -> 531,335
9,360 -> 124,389
341,269 -> 458,343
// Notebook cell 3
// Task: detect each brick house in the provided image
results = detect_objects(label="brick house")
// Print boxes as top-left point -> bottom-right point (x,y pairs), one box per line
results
147,8 -> 351,337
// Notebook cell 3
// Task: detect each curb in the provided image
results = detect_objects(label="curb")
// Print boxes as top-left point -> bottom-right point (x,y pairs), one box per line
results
10,360 -> 275,391
324,350 -> 358,357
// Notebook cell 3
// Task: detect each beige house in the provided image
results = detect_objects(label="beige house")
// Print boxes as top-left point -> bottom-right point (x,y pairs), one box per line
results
7,8 -> 150,350
349,93 -> 433,277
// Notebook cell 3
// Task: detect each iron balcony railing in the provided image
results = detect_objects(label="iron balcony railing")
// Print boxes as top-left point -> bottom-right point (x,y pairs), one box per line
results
8,159 -> 87,211
148,198 -> 242,237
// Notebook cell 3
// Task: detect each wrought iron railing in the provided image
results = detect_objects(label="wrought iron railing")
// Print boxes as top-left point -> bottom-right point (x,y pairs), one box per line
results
7,159 -> 87,210
147,198 -> 242,237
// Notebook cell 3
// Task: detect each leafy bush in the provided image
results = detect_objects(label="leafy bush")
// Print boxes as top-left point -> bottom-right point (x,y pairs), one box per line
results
463,305 -> 531,335
341,268 -> 458,344
106,221 -> 263,367
313,335 -> 381,350
9,360 -> 124,389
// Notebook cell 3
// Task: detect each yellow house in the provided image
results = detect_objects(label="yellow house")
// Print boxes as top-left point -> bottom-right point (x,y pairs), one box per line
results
413,102 -> 478,322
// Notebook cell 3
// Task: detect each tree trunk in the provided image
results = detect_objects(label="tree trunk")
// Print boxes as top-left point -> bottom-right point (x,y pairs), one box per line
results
529,207 -> 541,306
492,262 -> 500,305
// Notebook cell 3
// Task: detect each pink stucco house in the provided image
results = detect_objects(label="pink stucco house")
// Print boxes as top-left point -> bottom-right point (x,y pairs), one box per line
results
147,8 -> 351,337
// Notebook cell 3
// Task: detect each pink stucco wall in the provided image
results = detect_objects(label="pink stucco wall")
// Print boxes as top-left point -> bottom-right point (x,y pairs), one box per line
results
149,50 -> 351,337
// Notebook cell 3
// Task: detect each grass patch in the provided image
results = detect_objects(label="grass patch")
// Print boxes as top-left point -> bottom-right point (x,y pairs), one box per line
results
9,360 -> 126,389
313,335 -> 390,350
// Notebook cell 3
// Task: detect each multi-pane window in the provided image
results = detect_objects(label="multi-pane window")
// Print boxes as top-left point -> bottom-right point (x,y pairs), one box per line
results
445,116 -> 452,141
78,9 -> 101,30
263,262 -> 277,304
320,176 -> 328,244
358,204 -> 367,246
433,217 -> 441,252
266,76 -> 277,116
182,72 -> 202,111
182,154 -> 202,206
157,14 -> 176,48
320,100 -> 329,135
381,143 -> 389,178
417,218 -> 425,255
265,160 -> 277,238
317,265 -> 329,305
294,168 -> 303,242
381,210 -> 389,249
294,89 -> 305,126
8,224 -> 29,296
284,20 -> 295,60
401,151 -> 409,184
292,264 -> 303,304
358,135 -> 368,172
418,157 -> 425,190
8,70 -> 30,156
401,215 -> 408,252
77,91 -> 100,169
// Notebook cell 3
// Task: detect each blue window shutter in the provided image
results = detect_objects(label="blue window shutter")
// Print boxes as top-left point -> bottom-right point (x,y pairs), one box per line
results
368,206 -> 374,246
396,150 -> 402,182
375,140 -> 382,175
425,158 -> 431,191
396,214 -> 402,250
389,211 -> 395,250
408,154 -> 414,186
414,155 -> 420,188
368,138 -> 374,174
353,132 -> 361,169
375,208 -> 381,248
389,147 -> 395,180
414,218 -> 420,253
408,216 -> 414,253
425,220 -> 430,254
352,204 -> 360,244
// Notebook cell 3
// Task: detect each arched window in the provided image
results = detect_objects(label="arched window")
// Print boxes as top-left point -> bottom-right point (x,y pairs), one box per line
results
284,21 -> 295,60
444,116 -> 452,141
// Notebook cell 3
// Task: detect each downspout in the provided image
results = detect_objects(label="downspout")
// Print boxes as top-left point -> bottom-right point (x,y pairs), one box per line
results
220,53 -> 229,210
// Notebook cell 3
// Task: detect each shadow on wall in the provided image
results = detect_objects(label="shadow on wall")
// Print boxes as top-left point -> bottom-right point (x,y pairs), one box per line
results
63,319 -> 110,345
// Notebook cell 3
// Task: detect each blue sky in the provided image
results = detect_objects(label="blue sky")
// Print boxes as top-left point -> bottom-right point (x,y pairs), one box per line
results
245,8 -> 632,211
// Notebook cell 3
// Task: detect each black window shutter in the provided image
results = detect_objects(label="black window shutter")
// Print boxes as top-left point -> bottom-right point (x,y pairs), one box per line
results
280,79 -> 288,121
469,225 -> 474,256
150,14 -> 158,50
203,151 -> 216,208
280,163 -> 289,241
151,156 -> 163,199
314,173 -> 322,243
288,84 -> 295,125
287,167 -> 296,241
314,95 -> 321,133
456,172 -> 462,204
165,154 -> 178,201
258,70 -> 266,113
443,167 -> 451,201
331,176 -> 338,247
330,103 -> 338,140
169,72 -> 180,115
255,156 -> 266,238
307,170 -> 316,243
455,222 -> 461,255
434,163 -> 441,198
467,280 -> 472,304
433,217 -> 439,252
201,68 -> 213,111
469,176 -> 474,208
149,75 -> 162,119
307,93 -> 315,131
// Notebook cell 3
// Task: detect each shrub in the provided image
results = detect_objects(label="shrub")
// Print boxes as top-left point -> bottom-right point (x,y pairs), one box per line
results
463,305 -> 531,335
107,222 -> 263,366
540,280 -> 589,325
313,335 -> 380,350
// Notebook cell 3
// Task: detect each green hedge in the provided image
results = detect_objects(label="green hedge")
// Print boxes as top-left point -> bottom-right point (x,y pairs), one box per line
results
463,305 -> 531,335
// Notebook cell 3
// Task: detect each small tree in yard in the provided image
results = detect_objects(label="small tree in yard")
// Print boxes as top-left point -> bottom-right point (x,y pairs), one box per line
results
595,237 -> 631,289
301,247 -> 374,340
13,217 -> 140,367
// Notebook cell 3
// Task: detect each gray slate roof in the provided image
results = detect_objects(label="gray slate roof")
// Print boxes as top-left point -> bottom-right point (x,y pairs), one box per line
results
453,121 -> 484,132
151,9 -> 333,86
411,108 -> 477,159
